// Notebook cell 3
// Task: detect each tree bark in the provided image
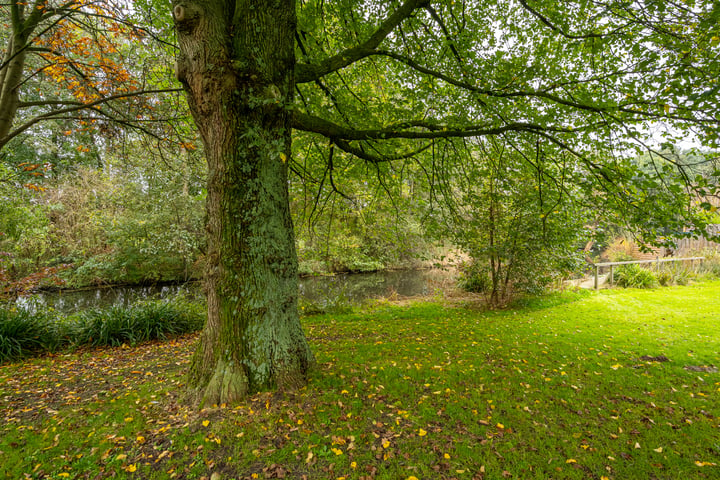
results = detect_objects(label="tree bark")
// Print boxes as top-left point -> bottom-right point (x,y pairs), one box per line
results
173,0 -> 313,406
0,26 -> 27,142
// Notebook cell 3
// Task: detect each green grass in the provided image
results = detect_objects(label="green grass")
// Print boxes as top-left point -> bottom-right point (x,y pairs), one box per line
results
2,282 -> 720,479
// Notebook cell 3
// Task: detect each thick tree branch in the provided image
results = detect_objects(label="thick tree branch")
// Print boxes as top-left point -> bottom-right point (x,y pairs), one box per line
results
295,0 -> 429,83
331,138 -> 433,164
292,110 -> 580,142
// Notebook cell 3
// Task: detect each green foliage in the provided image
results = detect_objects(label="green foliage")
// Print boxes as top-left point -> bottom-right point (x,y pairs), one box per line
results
291,133 -> 437,274
0,295 -> 205,363
0,307 -> 58,363
436,138 -> 587,307
299,293 -> 355,316
457,261 -> 493,295
0,162 -> 207,288
69,297 -> 205,347
614,264 -> 659,289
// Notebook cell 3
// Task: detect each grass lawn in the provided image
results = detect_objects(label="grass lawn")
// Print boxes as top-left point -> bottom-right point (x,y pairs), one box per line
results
2,282 -> 720,479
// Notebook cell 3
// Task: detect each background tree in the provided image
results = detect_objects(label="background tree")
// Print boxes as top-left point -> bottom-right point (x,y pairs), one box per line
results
173,0 -> 720,403
291,131 -> 432,274
0,0 -> 185,167
434,137 -> 588,307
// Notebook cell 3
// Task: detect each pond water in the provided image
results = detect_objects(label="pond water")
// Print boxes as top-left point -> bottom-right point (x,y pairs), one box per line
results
18,269 -> 456,314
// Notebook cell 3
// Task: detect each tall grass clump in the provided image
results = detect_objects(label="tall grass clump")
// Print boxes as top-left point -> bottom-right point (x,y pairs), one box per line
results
0,307 -> 60,363
70,296 -> 205,347
696,249 -> 720,279
656,263 -> 694,286
1,294 -> 205,363
614,263 -> 658,288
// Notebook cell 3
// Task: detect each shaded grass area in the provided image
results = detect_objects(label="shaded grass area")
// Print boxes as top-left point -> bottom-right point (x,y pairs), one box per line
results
2,283 -> 720,479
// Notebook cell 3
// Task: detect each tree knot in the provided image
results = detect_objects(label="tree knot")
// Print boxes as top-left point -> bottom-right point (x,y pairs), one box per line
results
173,3 -> 202,34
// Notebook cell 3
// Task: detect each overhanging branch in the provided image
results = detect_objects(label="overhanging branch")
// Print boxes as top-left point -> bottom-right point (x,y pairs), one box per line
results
0,87 -> 183,149
295,0 -> 429,83
292,110 -> 579,141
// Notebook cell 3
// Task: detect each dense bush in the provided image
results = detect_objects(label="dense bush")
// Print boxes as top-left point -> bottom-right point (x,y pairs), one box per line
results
0,295 -> 205,363
614,264 -> 658,288
457,261 -> 493,294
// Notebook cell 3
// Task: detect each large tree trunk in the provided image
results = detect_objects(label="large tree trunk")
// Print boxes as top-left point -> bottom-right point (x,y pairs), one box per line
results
173,0 -> 313,406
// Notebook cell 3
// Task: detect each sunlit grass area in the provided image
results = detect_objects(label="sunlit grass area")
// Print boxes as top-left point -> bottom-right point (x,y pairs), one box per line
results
2,282 -> 720,479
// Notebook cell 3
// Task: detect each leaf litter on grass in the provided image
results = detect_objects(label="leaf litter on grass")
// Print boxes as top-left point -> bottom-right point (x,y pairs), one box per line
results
2,282 -> 720,479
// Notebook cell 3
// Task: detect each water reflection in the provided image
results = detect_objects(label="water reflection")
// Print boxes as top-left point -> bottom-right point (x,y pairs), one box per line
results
17,269 -> 456,314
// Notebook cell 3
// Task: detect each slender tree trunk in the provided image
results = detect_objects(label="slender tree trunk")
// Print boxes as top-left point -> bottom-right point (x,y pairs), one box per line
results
0,34 -> 26,142
173,0 -> 313,406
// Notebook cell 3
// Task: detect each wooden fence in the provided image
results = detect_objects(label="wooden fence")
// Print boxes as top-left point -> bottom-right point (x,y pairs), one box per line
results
675,224 -> 720,256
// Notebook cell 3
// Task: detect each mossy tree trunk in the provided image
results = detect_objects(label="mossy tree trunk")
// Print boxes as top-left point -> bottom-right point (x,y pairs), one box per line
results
173,0 -> 313,405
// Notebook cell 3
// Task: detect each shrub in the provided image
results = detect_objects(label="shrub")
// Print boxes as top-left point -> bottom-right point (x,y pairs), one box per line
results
614,264 -> 658,288
604,238 -> 636,262
457,261 -> 492,294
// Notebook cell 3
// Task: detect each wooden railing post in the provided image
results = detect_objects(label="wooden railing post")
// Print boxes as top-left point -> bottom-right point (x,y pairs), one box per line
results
594,265 -> 599,290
